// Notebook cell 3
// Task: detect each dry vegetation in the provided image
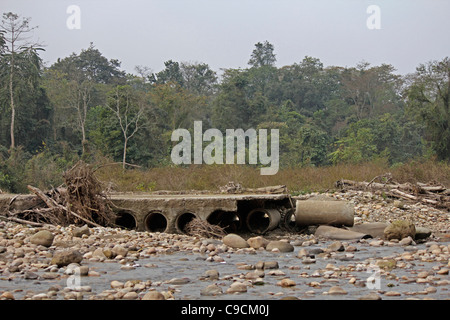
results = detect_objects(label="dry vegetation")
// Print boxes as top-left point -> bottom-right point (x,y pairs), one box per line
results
94,159 -> 450,194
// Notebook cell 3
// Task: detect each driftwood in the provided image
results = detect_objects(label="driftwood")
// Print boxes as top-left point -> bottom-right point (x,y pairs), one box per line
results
336,174 -> 450,210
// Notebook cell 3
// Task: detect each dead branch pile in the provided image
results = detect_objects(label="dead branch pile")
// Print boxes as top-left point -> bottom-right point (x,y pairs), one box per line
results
3,161 -> 116,227
336,173 -> 450,211
183,218 -> 227,239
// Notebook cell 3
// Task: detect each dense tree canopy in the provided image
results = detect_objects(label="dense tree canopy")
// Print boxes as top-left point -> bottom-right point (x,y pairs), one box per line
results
0,17 -> 448,192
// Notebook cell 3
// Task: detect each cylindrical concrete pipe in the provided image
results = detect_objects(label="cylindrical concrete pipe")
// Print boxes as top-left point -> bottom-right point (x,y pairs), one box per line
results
295,200 -> 354,227
246,208 -> 281,234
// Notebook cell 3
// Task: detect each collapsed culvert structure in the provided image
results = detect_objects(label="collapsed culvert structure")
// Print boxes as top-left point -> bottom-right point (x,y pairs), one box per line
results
1,191 -> 294,234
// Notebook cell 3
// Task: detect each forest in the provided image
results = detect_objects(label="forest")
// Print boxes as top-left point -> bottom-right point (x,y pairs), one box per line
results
0,12 -> 449,193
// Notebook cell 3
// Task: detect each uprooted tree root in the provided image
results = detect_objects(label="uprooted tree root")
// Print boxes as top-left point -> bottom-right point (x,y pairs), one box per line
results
62,160 -> 115,226
4,161 -> 116,227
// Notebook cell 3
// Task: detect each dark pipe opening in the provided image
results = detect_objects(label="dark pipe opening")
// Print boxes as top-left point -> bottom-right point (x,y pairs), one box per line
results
176,212 -> 196,233
207,210 -> 241,233
283,209 -> 298,231
115,211 -> 137,230
144,211 -> 168,233
246,210 -> 270,234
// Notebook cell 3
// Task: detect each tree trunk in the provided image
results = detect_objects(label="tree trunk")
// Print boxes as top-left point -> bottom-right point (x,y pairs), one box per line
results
122,138 -> 128,169
9,56 -> 15,149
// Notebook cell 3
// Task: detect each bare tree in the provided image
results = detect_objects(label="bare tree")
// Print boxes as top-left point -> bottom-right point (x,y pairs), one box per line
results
107,86 -> 146,168
0,12 -> 42,149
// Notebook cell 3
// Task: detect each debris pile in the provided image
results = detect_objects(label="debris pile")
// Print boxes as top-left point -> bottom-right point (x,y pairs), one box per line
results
3,161 -> 116,227
336,173 -> 450,211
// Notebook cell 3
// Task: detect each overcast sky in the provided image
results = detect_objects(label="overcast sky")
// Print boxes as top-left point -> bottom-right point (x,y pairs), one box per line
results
2,0 -> 449,76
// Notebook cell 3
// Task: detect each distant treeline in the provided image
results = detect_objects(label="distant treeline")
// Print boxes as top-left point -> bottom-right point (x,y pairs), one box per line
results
0,13 -> 449,192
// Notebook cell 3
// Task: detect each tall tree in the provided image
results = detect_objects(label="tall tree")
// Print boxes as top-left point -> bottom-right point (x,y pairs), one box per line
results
406,57 -> 450,160
106,85 -> 146,168
341,62 -> 402,120
248,41 -> 276,68
149,60 -> 184,86
46,43 -> 126,155
0,12 -> 43,149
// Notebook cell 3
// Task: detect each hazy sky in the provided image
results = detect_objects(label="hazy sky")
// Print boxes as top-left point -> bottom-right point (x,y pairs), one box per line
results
2,0 -> 449,76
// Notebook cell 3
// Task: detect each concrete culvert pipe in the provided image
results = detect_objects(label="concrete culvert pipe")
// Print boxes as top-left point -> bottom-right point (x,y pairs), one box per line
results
246,208 -> 281,234
176,212 -> 197,233
115,211 -> 137,230
207,210 -> 241,233
295,200 -> 354,227
144,211 -> 168,233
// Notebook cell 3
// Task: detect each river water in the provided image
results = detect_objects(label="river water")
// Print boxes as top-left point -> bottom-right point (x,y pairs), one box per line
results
3,239 -> 449,300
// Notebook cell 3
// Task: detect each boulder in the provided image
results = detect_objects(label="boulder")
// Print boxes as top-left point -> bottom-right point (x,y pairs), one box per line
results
142,291 -> 165,300
222,234 -> 249,248
51,249 -> 83,267
30,230 -> 54,247
72,225 -> 90,238
266,240 -> 294,252
383,220 -> 415,240
112,244 -> 128,257
247,236 -> 269,249
201,284 -> 223,296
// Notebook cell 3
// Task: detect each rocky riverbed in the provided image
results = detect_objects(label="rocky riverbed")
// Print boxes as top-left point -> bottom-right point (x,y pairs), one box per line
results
0,190 -> 449,300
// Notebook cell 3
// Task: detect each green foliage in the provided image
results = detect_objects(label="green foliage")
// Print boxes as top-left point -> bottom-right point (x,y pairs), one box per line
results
405,57 -> 450,160
0,24 -> 448,193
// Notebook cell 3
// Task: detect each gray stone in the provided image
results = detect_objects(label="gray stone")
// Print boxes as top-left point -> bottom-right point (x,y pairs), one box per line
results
167,277 -> 190,285
328,286 -> 347,295
399,236 -> 414,246
142,291 -> 165,300
263,261 -> 279,269
247,236 -> 269,249
203,269 -> 219,280
51,249 -> 83,267
30,230 -> 54,247
359,292 -> 382,300
384,220 -> 415,240
328,241 -> 345,252
201,284 -> 223,296
112,244 -> 128,257
72,225 -> 90,238
266,241 -> 294,252
222,234 -> 249,248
